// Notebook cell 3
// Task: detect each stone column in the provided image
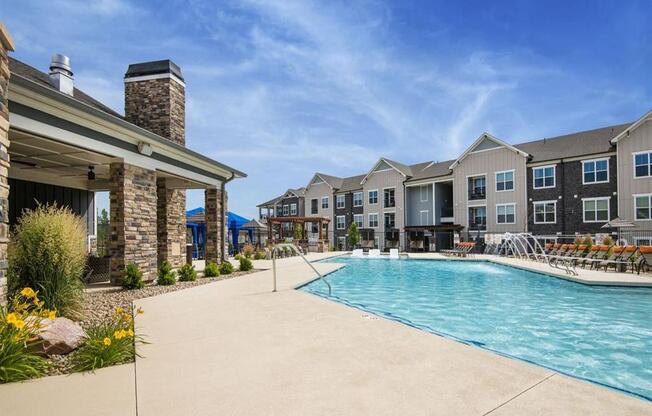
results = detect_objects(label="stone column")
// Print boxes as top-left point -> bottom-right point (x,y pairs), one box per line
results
0,24 -> 14,283
109,163 -> 157,283
205,187 -> 225,263
156,178 -> 186,267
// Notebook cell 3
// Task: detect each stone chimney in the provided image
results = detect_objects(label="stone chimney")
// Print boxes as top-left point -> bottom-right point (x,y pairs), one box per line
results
124,59 -> 185,146
124,59 -> 187,267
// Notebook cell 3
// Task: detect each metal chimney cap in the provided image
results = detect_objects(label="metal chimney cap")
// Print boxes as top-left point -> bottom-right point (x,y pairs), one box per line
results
50,54 -> 72,74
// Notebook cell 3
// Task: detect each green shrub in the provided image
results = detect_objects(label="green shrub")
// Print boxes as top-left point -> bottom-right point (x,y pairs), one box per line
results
219,262 -> 234,275
239,257 -> 253,272
348,223 -> 361,248
8,204 -> 86,319
122,263 -> 144,290
254,250 -> 266,260
234,253 -> 242,261
177,263 -> 197,282
203,261 -> 220,277
283,246 -> 292,256
603,235 -> 614,246
72,306 -> 144,372
157,261 -> 176,286
0,289 -> 50,383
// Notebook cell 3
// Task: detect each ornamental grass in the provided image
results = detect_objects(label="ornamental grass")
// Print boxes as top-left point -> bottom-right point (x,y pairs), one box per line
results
72,306 -> 145,372
0,288 -> 53,383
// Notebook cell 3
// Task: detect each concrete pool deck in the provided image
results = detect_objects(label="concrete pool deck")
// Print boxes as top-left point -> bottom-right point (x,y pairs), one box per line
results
2,252 -> 652,415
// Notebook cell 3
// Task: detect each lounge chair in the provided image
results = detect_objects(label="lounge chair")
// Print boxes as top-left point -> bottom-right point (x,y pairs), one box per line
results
601,246 -> 637,272
410,239 -> 425,252
361,240 -> 374,252
631,246 -> 652,274
575,245 -> 602,268
587,245 -> 613,270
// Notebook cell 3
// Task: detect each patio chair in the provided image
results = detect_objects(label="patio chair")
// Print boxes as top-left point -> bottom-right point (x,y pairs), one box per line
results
596,246 -> 626,271
575,245 -> 601,268
549,244 -> 576,265
587,245 -> 613,270
631,246 -> 652,274
361,240 -> 374,252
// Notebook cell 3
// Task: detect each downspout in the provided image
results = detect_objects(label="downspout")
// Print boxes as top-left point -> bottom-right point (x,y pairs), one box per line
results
222,172 -> 236,261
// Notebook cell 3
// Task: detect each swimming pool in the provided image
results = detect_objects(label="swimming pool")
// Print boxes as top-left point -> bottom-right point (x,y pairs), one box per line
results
300,257 -> 652,400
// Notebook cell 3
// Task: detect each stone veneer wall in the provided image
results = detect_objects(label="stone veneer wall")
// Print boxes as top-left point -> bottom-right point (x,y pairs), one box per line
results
157,178 -> 186,267
205,188 -> 226,263
109,163 -> 157,283
124,78 -> 185,146
0,25 -> 13,287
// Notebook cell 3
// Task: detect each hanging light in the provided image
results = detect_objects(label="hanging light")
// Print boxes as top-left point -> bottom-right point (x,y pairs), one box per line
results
87,165 -> 96,180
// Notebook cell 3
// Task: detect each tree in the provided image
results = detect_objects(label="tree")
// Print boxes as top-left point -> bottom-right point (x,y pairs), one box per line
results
96,208 -> 109,256
348,222 -> 361,249
294,223 -> 303,241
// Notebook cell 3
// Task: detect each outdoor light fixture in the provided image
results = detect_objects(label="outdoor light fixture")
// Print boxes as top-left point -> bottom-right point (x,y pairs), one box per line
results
87,165 -> 95,180
138,141 -> 153,156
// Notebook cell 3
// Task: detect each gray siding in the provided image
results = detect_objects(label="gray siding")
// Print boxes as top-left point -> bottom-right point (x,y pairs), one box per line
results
406,184 -> 433,226
362,167 -> 405,248
452,146 -> 528,233
9,178 -> 95,235
616,120 -> 652,230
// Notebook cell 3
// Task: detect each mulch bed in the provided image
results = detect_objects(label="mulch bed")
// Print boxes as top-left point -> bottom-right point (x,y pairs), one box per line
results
46,269 -> 257,376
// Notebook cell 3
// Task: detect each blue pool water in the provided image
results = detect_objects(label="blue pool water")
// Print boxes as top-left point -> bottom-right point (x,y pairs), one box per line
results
301,257 -> 652,400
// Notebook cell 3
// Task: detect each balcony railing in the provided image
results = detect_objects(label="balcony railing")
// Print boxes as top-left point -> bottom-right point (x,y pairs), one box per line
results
468,219 -> 487,230
440,206 -> 454,218
468,188 -> 486,200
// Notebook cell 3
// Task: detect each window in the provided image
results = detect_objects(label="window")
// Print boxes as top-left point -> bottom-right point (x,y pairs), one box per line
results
468,206 -> 486,229
384,188 -> 395,208
336,194 -> 345,209
533,165 -> 555,189
276,205 -> 282,216
321,196 -> 329,209
368,190 -> 378,204
582,159 -> 609,184
635,194 -> 652,220
353,214 -> 363,228
384,212 -> 395,228
468,176 -> 486,200
634,151 -> 652,178
310,199 -> 318,215
368,213 -> 379,228
533,201 -> 556,224
635,237 -> 652,246
290,203 -> 297,215
353,192 -> 363,207
496,170 -> 514,191
336,215 -> 345,230
583,198 -> 610,223
419,210 -> 429,225
496,203 -> 516,224
283,205 -> 289,216
420,185 -> 429,202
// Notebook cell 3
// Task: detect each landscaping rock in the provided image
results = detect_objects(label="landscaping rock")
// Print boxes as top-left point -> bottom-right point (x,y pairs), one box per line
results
37,317 -> 86,356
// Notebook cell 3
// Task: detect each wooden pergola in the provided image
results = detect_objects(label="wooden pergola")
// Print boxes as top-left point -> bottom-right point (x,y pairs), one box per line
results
268,216 -> 331,252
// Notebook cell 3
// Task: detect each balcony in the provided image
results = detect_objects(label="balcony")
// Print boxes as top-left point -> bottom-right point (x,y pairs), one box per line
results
468,188 -> 486,200
440,206 -> 453,218
468,219 -> 487,230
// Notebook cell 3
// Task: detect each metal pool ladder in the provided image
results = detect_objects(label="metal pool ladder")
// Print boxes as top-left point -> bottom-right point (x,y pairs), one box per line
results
271,243 -> 332,296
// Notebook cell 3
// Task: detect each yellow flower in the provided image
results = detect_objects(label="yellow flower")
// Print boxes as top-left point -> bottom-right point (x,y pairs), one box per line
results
136,307 -> 144,315
103,337 -> 112,346
6,312 -> 17,324
48,311 -> 56,320
113,330 -> 127,340
14,319 -> 25,329
20,288 -> 36,298
127,329 -> 134,337
115,307 -> 124,314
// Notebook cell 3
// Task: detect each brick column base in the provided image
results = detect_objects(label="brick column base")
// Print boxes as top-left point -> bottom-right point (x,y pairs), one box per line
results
109,163 -> 157,283
205,187 -> 225,263
157,178 -> 186,267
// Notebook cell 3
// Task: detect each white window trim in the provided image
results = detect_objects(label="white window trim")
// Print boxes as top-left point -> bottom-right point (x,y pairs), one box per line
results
533,165 -> 556,189
384,212 -> 396,229
368,189 -> 378,205
582,197 -> 610,223
633,150 -> 652,179
283,205 -> 289,215
533,200 -> 557,224
336,194 -> 345,209
466,205 -> 487,227
353,192 -> 363,207
290,203 -> 297,215
634,237 -> 652,246
419,184 -> 428,202
496,203 -> 516,224
353,214 -> 364,227
368,213 -> 379,228
581,158 -> 610,185
495,169 -> 515,193
634,193 -> 652,221
336,215 -> 346,230
419,210 -> 429,226
321,196 -> 329,209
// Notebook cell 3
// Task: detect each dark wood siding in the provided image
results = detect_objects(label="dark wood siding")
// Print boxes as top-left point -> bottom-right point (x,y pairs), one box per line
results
9,178 -> 95,235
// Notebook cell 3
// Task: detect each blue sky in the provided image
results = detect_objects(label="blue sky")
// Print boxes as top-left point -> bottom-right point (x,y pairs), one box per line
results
4,0 -> 652,219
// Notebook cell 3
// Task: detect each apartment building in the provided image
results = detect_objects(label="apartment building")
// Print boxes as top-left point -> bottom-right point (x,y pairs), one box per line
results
258,110 -> 652,250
